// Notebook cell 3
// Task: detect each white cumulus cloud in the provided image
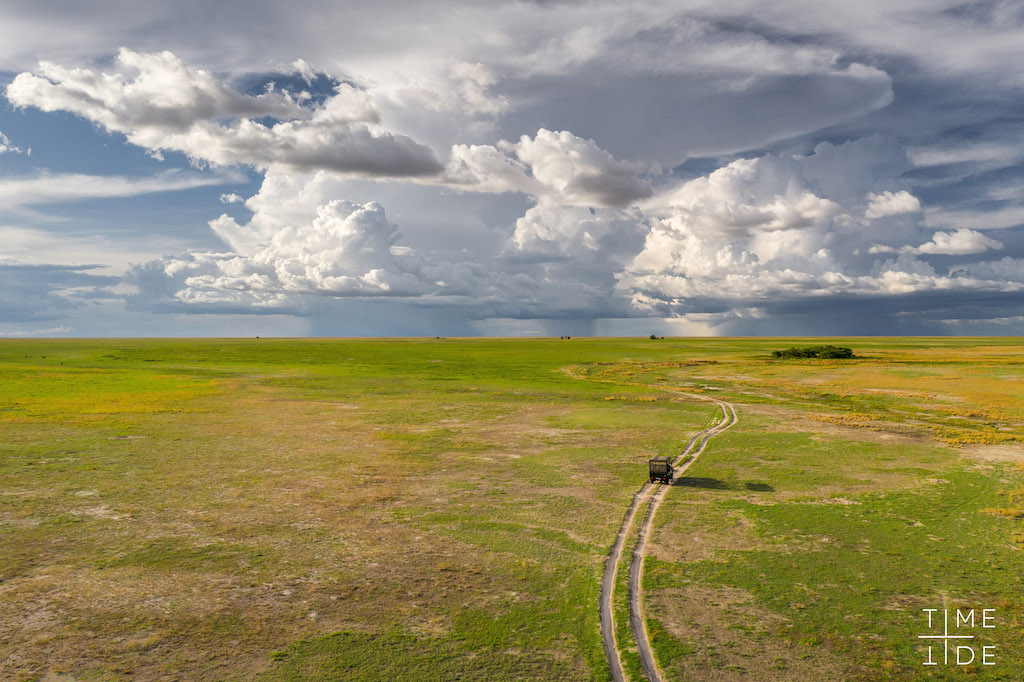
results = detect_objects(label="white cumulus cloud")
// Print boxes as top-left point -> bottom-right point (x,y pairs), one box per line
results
7,49 -> 305,131
870,228 -> 1004,255
511,129 -> 654,207
445,128 -> 653,207
511,201 -> 645,259
130,196 -> 537,314
911,228 -> 1003,255
159,200 -> 430,307
865,190 -> 922,219
616,137 -> 1024,311
7,49 -> 443,177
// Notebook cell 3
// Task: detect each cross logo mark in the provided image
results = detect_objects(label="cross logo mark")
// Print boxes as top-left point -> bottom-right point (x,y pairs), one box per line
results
918,608 -> 996,666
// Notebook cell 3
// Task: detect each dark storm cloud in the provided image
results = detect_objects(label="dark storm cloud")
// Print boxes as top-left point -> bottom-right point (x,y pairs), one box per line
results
0,260 -> 118,321
709,288 -> 1024,335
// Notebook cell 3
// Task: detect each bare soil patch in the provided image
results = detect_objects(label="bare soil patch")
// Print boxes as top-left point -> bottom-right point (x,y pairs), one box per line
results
958,443 -> 1024,463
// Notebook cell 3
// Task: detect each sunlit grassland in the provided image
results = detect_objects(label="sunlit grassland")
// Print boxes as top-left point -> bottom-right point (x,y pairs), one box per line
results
1,338 -> 713,681
568,338 -> 1024,680
2,337 -> 1023,681
571,338 -> 1024,447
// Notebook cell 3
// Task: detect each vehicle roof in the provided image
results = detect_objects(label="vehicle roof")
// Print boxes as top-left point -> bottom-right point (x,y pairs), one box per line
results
649,455 -> 672,462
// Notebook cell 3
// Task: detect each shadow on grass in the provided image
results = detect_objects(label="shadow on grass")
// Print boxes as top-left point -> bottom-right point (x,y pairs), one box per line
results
744,481 -> 775,492
674,477 -> 731,489
672,478 -> 775,492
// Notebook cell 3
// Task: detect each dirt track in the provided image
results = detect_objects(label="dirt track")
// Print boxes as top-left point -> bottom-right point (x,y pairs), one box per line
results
627,395 -> 737,681
586,377 -> 737,681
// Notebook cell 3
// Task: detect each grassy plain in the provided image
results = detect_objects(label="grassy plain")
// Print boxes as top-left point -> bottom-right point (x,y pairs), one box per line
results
1,337 -> 1022,680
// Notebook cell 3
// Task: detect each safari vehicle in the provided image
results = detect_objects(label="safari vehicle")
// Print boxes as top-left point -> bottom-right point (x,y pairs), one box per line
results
648,455 -> 673,484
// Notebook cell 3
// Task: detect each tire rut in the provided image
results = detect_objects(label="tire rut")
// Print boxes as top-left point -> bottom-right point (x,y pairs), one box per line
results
560,367 -> 738,681
628,397 -> 737,681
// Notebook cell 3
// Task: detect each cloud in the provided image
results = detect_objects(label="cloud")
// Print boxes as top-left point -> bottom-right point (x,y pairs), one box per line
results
449,62 -> 508,116
445,129 -> 653,207
126,134 -> 1024,331
0,325 -> 71,337
954,256 -> 1024,282
0,2 -> 1015,162
129,198 -> 529,313
152,117 -> 443,176
510,201 -> 647,261
145,200 -> 428,308
0,258 -> 119,321
6,5 -> 1024,334
219,193 -> 244,204
0,1 -> 1012,87
443,142 -> 539,195
0,131 -> 23,154
865,190 -> 921,219
871,228 -> 1004,256
7,49 -> 444,177
616,137 -> 1024,313
0,225 -> 201,275
7,49 -> 305,130
908,139 -> 1024,169
641,153 -> 847,240
202,168 -> 525,258
0,169 -> 242,210
129,180 -> 629,321
497,200 -> 648,319
510,129 -> 653,206
924,204 -> 1024,231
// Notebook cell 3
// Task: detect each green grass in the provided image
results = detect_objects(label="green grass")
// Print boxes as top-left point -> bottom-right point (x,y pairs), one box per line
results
262,631 -> 580,681
2,337 -> 1023,680
1,338 -> 714,681
614,500 -> 645,682
647,468 -> 1024,678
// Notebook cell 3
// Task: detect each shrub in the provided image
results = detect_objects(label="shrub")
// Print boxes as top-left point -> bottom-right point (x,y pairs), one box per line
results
771,345 -> 854,359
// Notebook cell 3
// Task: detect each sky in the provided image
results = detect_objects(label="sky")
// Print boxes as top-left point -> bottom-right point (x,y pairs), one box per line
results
2,1 -> 1024,337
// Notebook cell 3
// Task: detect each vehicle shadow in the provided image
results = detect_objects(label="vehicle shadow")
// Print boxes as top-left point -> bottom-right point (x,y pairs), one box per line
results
673,477 -> 731,489
744,481 -> 775,492
672,478 -> 776,492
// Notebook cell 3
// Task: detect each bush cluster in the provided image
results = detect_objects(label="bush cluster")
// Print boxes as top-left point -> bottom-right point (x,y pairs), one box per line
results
771,345 -> 854,359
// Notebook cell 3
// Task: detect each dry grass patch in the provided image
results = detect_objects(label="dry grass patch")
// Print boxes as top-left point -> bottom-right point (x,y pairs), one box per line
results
649,585 -> 852,681
649,506 -> 770,563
